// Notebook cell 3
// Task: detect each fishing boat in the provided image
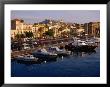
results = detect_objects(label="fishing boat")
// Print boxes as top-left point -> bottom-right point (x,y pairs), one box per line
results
32,48 -> 58,59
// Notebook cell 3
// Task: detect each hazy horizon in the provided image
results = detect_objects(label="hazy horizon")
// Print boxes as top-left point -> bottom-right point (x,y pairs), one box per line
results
11,10 -> 100,24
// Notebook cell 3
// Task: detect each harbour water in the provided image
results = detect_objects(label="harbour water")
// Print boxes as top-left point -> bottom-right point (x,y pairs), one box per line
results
11,47 -> 100,77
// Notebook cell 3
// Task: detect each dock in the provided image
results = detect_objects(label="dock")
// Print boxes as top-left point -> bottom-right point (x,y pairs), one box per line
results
11,41 -> 68,59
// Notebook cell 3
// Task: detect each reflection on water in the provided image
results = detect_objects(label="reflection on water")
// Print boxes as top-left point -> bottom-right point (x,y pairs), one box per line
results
16,57 -> 57,65
13,50 -> 96,65
71,50 -> 96,57
11,48 -> 100,77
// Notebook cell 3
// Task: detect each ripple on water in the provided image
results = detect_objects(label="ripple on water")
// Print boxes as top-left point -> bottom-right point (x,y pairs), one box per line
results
11,47 -> 100,77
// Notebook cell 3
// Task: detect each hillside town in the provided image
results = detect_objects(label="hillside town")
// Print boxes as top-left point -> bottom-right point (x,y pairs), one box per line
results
11,18 -> 100,62
11,19 -> 100,40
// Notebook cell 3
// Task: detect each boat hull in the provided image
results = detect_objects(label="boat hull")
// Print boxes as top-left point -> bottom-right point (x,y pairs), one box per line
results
65,45 -> 97,52
57,52 -> 70,57
16,58 -> 40,64
32,53 -> 58,59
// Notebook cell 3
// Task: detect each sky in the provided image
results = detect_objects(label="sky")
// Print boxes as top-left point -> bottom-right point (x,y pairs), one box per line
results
11,10 -> 100,24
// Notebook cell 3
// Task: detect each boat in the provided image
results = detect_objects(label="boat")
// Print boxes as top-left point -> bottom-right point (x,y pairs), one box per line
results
16,54 -> 39,64
48,46 -> 71,56
32,48 -> 58,60
65,39 -> 97,52
22,43 -> 31,50
92,37 -> 100,44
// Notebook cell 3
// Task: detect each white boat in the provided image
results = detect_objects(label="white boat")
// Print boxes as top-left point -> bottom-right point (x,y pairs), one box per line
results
32,48 -> 58,59
48,46 -> 71,56
22,43 -> 31,50
85,40 -> 94,45
65,39 -> 97,52
93,37 -> 100,43
16,54 -> 38,64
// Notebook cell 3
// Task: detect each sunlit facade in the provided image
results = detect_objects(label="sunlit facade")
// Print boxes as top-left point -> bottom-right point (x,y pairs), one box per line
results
11,19 -> 100,39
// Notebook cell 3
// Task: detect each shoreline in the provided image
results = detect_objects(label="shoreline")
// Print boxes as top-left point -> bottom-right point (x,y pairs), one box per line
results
11,37 -> 100,60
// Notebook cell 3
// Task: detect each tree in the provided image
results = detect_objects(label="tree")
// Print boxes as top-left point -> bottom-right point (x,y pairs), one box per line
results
45,30 -> 54,37
20,20 -> 24,23
29,31 -> 33,38
24,31 -> 33,38
15,33 -> 25,39
20,34 -> 25,38
15,34 -> 20,39
72,33 -> 78,37
38,27 -> 44,38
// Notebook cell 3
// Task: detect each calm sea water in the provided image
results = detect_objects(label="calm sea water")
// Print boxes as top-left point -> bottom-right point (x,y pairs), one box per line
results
11,47 -> 100,77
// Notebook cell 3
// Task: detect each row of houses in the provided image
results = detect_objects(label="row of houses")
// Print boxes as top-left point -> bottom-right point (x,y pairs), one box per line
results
11,19 -> 100,39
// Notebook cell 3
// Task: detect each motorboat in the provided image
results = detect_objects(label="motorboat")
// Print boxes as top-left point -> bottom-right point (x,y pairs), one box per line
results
16,54 -> 39,64
22,43 -> 31,50
85,40 -> 95,45
48,46 -> 71,56
32,48 -> 58,59
65,40 -> 97,52
92,37 -> 100,43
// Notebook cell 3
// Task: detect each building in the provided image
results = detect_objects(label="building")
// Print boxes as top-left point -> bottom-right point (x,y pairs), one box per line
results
11,18 -> 100,39
11,19 -> 33,38
84,22 -> 100,37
